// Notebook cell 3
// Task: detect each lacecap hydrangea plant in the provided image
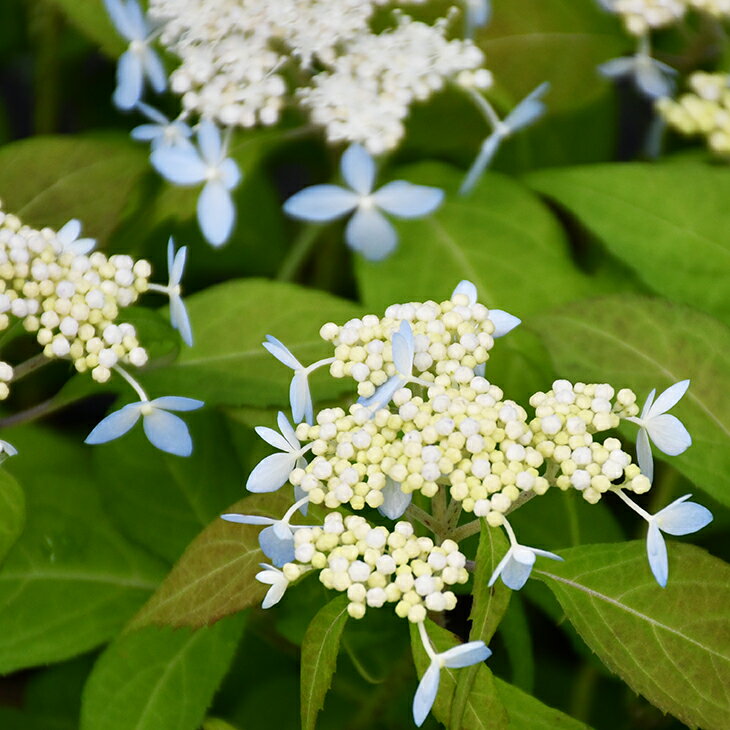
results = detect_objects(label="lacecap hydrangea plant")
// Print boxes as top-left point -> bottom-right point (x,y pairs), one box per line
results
220,280 -> 710,726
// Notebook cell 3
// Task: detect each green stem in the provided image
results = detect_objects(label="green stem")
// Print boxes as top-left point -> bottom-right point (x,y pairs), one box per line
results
0,396 -> 59,429
31,0 -> 62,135
276,224 -> 323,282
10,353 -> 51,383
405,503 -> 439,534
450,518 -> 481,543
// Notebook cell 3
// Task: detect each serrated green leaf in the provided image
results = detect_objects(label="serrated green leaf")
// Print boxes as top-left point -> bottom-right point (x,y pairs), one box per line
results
494,678 -> 591,729
0,468 -> 24,564
0,135 -> 149,243
0,427 -> 165,674
355,163 -> 592,319
141,279 -> 362,408
46,0 -> 126,56
451,523 -> 510,728
81,615 -> 245,730
536,541 -> 730,730
532,295 -> 730,507
130,491 -> 292,628
526,163 -> 730,322
409,619 -> 509,729
93,410 -> 244,564
300,595 -> 349,730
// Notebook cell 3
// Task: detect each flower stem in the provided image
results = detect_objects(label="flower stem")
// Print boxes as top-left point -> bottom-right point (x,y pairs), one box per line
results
0,396 -> 59,429
10,353 -> 51,382
276,224 -> 323,282
405,503 -> 440,534
113,365 -> 148,402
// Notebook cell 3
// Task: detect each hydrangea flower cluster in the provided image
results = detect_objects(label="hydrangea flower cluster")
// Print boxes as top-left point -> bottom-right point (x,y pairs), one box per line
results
657,72 -> 730,155
222,280 -> 712,726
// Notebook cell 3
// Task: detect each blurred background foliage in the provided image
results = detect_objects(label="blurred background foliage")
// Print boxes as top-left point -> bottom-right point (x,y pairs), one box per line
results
0,1 -> 728,729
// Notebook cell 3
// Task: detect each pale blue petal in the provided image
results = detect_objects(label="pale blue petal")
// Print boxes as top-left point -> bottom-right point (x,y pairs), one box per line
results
487,549 -> 513,587
167,237 -> 175,277
142,409 -> 193,456
440,641 -> 491,668
640,388 -> 657,419
131,123 -> 163,142
647,380 -> 690,418
530,548 -> 563,561
490,309 -> 521,337
263,336 -> 301,370
259,523 -> 295,567
345,207 -> 398,261
373,182 -> 444,219
255,425 -> 292,452
137,101 -> 168,124
67,238 -> 96,255
0,440 -> 18,457
636,427 -> 653,482
170,294 -> 193,346
452,280 -> 477,304
392,321 -> 414,376
413,662 -> 440,727
283,185 -> 358,222
219,158 -> 242,190
104,0 -> 135,40
58,219 -> 81,245
647,521 -> 668,587
113,50 -> 144,110
142,48 -> 167,93
358,375 -> 404,411
277,411 -> 300,450
646,414 -> 691,456
171,243 -> 187,285
635,61 -> 675,99
341,144 -> 376,195
475,363 -> 486,377
149,396 -> 204,411
85,403 -> 142,444
221,513 -> 276,526
500,554 -> 534,590
294,484 -> 309,515
466,0 -> 491,31
599,57 -> 638,80
504,83 -> 549,132
124,0 -> 149,40
656,498 -> 713,536
378,477 -> 412,520
198,180 -> 236,247
289,371 -> 312,425
262,580 -> 287,609
151,146 -> 206,185
246,452 -> 297,492
459,133 -> 502,195
197,120 -> 223,164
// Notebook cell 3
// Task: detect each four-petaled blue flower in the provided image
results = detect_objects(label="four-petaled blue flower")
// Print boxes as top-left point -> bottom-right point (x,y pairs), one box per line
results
283,144 -> 444,261
85,395 -> 204,456
104,0 -> 167,109
599,54 -> 676,99
489,541 -> 562,591
151,120 -> 242,247
131,103 -> 194,152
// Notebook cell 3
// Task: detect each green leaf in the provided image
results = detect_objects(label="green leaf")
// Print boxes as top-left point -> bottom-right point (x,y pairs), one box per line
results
479,0 -> 624,111
300,595 -> 350,730
141,279 -> 362,408
0,428 -> 165,674
46,0 -> 126,56
450,523 -> 510,728
496,594 -> 534,692
526,163 -> 730,322
355,163 -> 592,318
536,541 -> 730,730
494,678 -> 590,730
130,492 -> 292,628
409,619 -> 509,729
0,468 -> 24,564
80,615 -> 245,730
0,135 -> 149,243
93,410 -> 245,564
533,295 -> 730,507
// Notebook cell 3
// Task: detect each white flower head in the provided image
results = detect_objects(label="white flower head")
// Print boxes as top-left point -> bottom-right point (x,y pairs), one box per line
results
626,379 -> 692,482
104,0 -> 167,109
246,411 -> 311,493
255,563 -> 289,609
151,120 -> 242,247
56,219 -> 96,256
131,102 -> 193,151
283,144 -> 444,261
599,54 -> 676,99
413,621 -> 491,727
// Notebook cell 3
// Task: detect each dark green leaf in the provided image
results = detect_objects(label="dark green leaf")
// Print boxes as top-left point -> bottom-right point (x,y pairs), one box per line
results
0,468 -> 24,564
46,0 -> 126,56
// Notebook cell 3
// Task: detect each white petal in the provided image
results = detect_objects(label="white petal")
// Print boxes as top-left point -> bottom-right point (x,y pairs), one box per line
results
170,294 -> 193,347
412,662 -> 440,727
635,60 -> 675,99
124,0 -> 149,39
504,82 -> 549,132
277,411 -> 300,450
487,548 -> 513,588
459,133 -> 502,195
392,321 -> 414,377
511,545 -> 537,566
246,452 -> 297,492
142,409 -> 193,456
656,497 -> 713,536
640,388 -> 656,419
341,144 -> 376,195
113,50 -> 144,110
219,158 -> 242,190
372,182 -> 444,219
598,56 -> 638,79
358,375 -> 404,412
636,427 -> 653,482
647,380 -> 690,418
500,553 -> 534,590
170,243 -> 187,285
0,440 -> 18,457
378,477 -> 412,520
283,185 -> 358,222
345,207 -> 398,261
197,120 -> 223,164
142,47 -> 167,93
289,371 -> 311,425
489,309 -> 521,337
137,102 -> 168,125
645,414 -> 692,456
452,280 -> 477,305
85,403 -> 142,444
198,180 -> 236,247
68,238 -> 96,255
255,425 -> 292,452
440,641 -> 491,669
103,0 -> 135,40
646,521 -> 668,587
262,578 -> 287,609
151,146 -> 206,185
58,219 -> 81,246
263,336 -> 301,370
259,524 -> 295,567
220,513 -> 276,526
131,123 -> 163,142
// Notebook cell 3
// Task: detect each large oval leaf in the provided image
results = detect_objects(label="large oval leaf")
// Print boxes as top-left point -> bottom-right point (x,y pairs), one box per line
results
536,542 -> 730,730
0,469 -> 24,565
532,295 -> 730,507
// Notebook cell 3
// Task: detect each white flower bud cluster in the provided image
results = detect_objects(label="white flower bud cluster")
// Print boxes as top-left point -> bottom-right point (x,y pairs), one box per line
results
149,0 -> 490,152
610,0 -> 686,35
0,361 -> 13,400
0,205 -> 154,386
529,380 -> 650,503
656,72 -> 730,155
284,514 -> 468,621
320,291 -> 496,400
